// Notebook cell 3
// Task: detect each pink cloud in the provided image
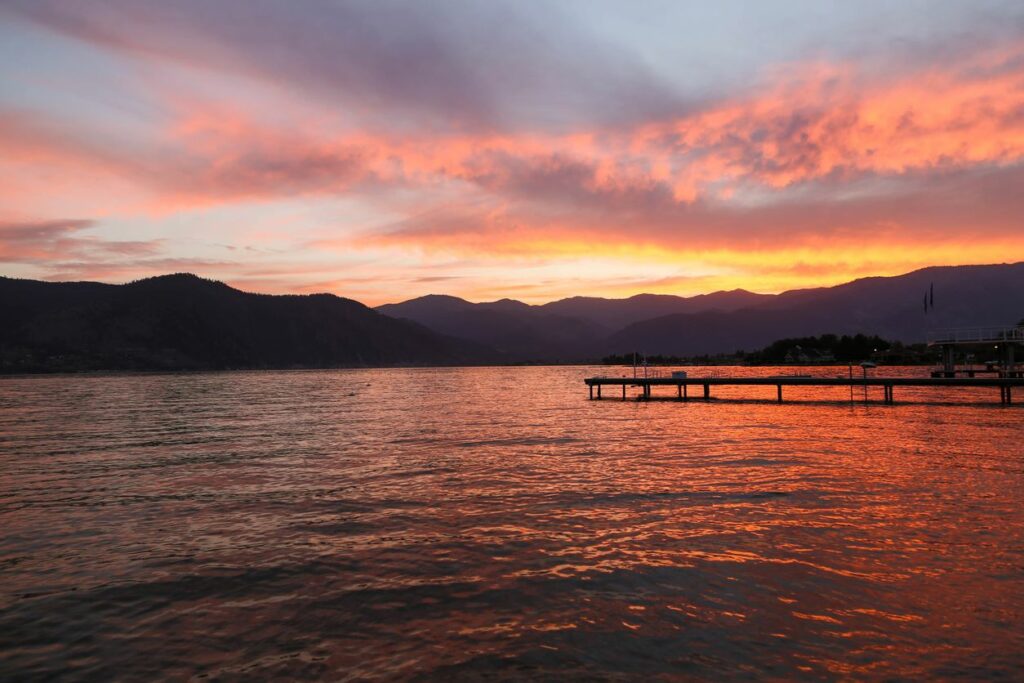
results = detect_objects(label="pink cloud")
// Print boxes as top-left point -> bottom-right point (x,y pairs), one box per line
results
5,39 -> 1024,215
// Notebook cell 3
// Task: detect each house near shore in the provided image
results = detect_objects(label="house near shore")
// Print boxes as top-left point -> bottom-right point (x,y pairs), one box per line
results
783,345 -> 836,363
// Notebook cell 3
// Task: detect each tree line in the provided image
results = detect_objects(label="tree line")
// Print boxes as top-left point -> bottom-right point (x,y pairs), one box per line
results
603,333 -> 940,365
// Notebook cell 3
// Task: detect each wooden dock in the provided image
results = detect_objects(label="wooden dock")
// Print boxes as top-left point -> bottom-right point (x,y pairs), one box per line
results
585,374 -> 1024,405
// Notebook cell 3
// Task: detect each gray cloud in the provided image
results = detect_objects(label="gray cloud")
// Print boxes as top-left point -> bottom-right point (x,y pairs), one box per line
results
373,161 -> 1024,249
0,219 -> 162,263
4,0 -> 686,133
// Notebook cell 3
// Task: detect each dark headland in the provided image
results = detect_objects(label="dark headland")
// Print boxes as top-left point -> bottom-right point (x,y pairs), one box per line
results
0,274 -> 496,373
2,262 -> 1022,373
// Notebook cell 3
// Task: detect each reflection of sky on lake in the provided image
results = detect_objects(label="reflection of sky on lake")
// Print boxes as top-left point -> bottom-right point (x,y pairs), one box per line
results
1,366 -> 1022,678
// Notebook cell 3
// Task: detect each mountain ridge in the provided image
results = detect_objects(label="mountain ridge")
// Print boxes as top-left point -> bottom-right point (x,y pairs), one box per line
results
605,262 -> 1024,356
2,262 -> 1021,371
0,273 -> 498,373
377,286 -> 775,359
378,262 -> 1024,359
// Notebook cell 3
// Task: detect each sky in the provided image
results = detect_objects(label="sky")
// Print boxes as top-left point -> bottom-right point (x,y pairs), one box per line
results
1,0 -> 1024,305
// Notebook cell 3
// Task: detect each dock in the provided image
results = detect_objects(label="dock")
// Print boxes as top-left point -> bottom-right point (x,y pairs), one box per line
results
585,374 -> 1024,405
590,323 -> 1024,405
927,325 -> 1022,378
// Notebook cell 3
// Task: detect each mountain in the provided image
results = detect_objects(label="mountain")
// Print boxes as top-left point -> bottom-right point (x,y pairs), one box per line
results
605,263 -> 1024,356
377,295 -> 605,362
538,289 -> 772,329
4,262 -> 1020,371
0,274 -> 495,373
376,288 -> 771,361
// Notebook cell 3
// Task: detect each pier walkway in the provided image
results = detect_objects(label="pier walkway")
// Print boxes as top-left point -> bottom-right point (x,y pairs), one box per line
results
585,374 -> 1024,405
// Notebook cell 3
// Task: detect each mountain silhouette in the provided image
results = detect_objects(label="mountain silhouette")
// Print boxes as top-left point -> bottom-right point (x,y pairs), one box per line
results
377,294 -> 607,362
538,289 -> 771,329
376,288 -> 768,361
3,262 -> 1021,371
605,263 -> 1024,355
380,263 -> 1023,359
0,274 -> 495,372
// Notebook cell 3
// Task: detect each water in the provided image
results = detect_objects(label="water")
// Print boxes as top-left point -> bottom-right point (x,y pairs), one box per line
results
1,366 -> 1022,680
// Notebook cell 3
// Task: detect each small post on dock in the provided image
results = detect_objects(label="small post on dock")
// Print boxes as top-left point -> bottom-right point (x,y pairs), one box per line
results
777,385 -> 782,403
683,384 -> 688,401
597,384 -> 602,400
622,384 -> 626,400
1000,344 -> 1017,378
942,345 -> 955,378
703,383 -> 710,400
589,384 -> 593,400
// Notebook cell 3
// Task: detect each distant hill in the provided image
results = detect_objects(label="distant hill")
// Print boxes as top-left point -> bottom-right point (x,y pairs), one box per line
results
538,289 -> 771,329
4,262 -> 1021,371
605,263 -> 1024,356
376,288 -> 768,361
377,295 -> 606,362
0,274 -> 495,372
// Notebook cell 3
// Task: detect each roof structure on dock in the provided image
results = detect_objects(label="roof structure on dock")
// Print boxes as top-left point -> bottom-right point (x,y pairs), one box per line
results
926,325 -> 1024,346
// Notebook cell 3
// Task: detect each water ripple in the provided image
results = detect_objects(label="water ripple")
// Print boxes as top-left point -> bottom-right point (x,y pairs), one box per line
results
1,366 -> 1022,679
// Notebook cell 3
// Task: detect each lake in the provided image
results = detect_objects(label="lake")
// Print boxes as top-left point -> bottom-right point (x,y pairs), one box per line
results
1,366 -> 1022,679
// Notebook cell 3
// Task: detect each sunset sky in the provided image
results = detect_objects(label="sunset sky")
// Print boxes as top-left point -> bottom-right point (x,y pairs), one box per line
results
2,1 -> 1024,305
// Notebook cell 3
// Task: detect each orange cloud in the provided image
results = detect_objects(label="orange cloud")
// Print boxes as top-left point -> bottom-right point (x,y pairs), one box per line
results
6,39 -> 1024,214
640,48 -> 1024,196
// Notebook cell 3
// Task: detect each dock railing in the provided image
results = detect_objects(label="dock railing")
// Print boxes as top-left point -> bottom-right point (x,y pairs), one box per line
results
591,368 -> 677,381
591,367 -> 829,381
926,325 -> 1024,345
